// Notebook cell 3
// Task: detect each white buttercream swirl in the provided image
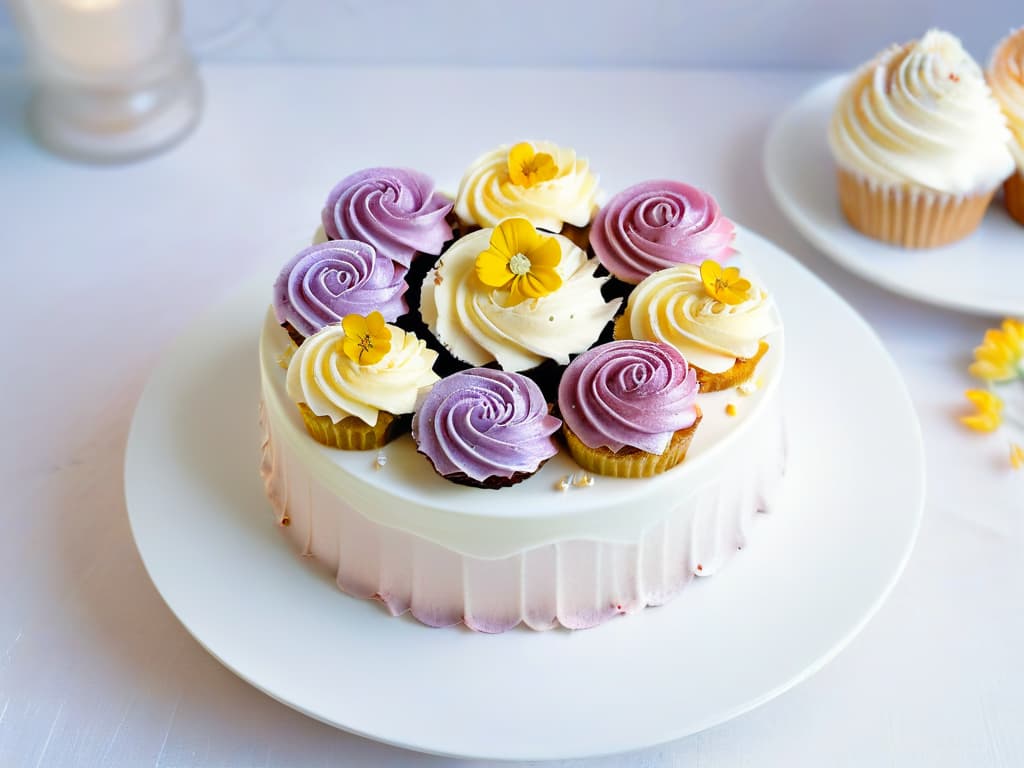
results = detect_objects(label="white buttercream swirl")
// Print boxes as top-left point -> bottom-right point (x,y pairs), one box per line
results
453,141 -> 600,231
286,322 -> 439,426
617,264 -> 777,374
989,27 -> 1024,169
829,29 -> 1014,195
420,227 -> 620,372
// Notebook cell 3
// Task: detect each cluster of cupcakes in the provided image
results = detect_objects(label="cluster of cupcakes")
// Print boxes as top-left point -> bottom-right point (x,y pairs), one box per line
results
272,141 -> 777,488
828,27 -> 1024,247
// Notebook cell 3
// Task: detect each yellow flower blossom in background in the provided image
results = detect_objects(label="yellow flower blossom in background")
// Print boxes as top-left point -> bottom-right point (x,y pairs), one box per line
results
507,142 -> 558,188
1010,443 -> 1024,471
961,389 -> 1003,432
968,318 -> 1024,383
341,311 -> 391,366
700,260 -> 752,305
475,217 -> 563,305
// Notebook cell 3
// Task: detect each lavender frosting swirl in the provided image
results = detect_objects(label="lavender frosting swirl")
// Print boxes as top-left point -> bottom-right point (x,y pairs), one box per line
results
322,168 -> 454,269
591,180 -> 736,284
412,368 -> 561,483
558,340 -> 699,455
273,240 -> 408,338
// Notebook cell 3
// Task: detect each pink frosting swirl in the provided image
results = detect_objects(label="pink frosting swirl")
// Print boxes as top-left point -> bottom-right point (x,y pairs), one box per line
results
558,340 -> 699,455
322,168 -> 453,269
591,180 -> 736,284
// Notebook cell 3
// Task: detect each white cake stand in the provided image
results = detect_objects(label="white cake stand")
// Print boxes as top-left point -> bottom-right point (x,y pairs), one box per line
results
765,75 -> 1024,318
125,227 -> 924,761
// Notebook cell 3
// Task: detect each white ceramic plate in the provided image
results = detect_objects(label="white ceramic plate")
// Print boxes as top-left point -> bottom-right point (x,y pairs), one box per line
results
764,75 -> 1024,318
125,227 -> 924,762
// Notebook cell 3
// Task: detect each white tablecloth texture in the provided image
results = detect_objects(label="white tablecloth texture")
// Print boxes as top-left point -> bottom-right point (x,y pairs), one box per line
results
1,66 -> 1022,767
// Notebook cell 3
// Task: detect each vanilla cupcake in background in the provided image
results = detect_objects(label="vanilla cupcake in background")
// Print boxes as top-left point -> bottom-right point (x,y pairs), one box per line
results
454,141 -> 600,249
989,27 -> 1024,225
829,29 -> 1014,247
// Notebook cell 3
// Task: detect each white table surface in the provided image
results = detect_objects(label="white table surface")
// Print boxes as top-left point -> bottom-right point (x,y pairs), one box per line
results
1,65 -> 1022,767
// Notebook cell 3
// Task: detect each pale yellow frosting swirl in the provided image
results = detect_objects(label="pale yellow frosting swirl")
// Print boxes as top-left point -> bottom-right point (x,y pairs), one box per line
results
829,29 -> 1014,195
420,227 -> 620,372
618,264 -> 777,374
286,322 -> 439,426
453,141 -> 600,231
989,27 -> 1024,169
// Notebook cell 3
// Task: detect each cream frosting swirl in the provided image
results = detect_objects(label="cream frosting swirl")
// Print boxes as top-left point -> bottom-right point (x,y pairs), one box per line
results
989,27 -> 1024,169
453,141 -> 600,231
421,227 -> 620,372
618,264 -> 777,374
286,322 -> 439,426
829,29 -> 1014,195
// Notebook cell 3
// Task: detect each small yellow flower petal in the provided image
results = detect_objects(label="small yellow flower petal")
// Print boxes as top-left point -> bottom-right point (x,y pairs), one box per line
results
528,236 -> 562,269
342,314 -> 367,339
961,388 -> 1003,432
506,142 -> 559,188
968,318 -> 1024,382
1010,443 -> 1024,470
700,259 -> 752,305
365,310 -> 387,335
518,267 -> 563,299
476,247 -> 514,287
700,260 -> 722,293
340,312 -> 392,366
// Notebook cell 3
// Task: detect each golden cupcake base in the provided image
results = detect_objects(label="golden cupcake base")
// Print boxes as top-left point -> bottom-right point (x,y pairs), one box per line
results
1004,170 -> 1024,226
836,168 -> 994,248
695,341 -> 769,393
562,408 -> 702,478
297,403 -> 401,450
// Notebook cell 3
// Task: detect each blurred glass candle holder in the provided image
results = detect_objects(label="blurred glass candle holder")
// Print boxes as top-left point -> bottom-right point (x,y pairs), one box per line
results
10,0 -> 202,162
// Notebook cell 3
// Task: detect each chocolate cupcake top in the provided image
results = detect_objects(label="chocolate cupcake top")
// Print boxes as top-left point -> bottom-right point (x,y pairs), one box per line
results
322,168 -> 453,269
591,180 -> 736,285
412,368 -> 561,483
273,240 -> 408,339
558,340 -> 699,455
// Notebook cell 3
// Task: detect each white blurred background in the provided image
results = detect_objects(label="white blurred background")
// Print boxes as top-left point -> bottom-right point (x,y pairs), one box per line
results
0,0 -> 1018,68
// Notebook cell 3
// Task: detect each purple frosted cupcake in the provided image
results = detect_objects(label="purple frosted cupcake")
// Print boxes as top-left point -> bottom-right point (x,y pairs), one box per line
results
558,340 -> 701,478
273,240 -> 408,344
412,368 -> 561,489
322,167 -> 454,271
591,181 -> 736,300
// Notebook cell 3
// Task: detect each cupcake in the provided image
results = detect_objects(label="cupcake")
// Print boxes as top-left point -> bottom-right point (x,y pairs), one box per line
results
412,368 -> 561,489
454,141 -> 599,247
614,261 -> 777,393
989,27 -> 1024,224
286,311 -> 439,450
558,340 -> 701,478
420,217 -> 620,390
828,29 -> 1014,247
590,180 -> 736,300
273,240 -> 408,345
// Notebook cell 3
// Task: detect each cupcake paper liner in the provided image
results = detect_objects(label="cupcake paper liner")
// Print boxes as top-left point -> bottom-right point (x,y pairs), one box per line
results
296,403 -> 403,450
1004,170 -> 1024,226
562,408 -> 702,478
695,341 -> 769,393
836,168 -> 995,248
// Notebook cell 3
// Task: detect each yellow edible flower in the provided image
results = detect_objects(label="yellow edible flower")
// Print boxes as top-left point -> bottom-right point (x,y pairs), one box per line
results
507,142 -> 558,188
968,318 -> 1024,383
1010,443 -> 1024,471
961,388 -> 1003,432
341,311 -> 391,365
700,260 -> 752,305
475,217 -> 563,305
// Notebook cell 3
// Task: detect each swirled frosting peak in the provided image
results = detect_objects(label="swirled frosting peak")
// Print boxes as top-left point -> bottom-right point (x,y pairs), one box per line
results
273,240 -> 408,338
618,263 -> 777,374
454,141 -> 600,231
591,180 -> 736,284
829,29 -> 1014,195
322,168 -> 453,269
559,341 -> 699,455
420,226 -> 620,372
286,322 -> 439,427
989,27 -> 1024,168
412,368 -> 561,482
